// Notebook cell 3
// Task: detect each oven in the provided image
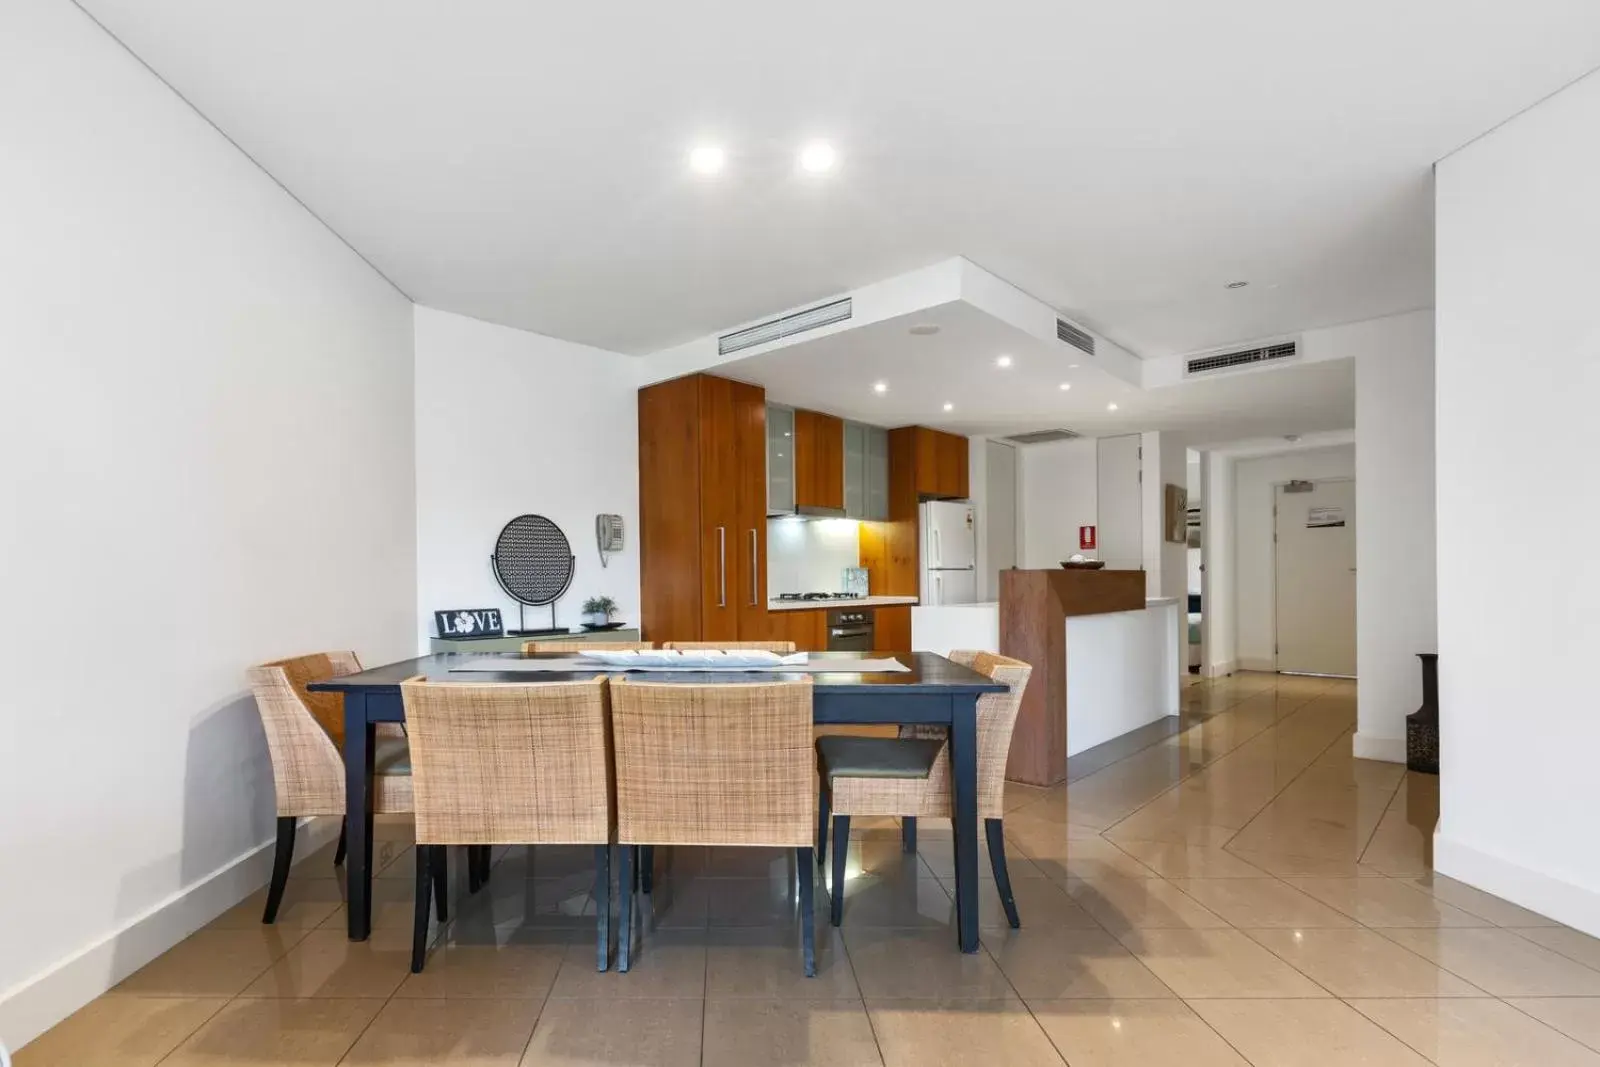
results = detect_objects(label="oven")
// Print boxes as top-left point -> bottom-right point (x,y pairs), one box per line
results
826,608 -> 875,653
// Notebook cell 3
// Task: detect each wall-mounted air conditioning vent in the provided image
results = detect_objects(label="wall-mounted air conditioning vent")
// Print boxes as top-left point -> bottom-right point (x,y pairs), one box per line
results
1185,341 -> 1297,376
718,297 -> 852,356
1005,428 -> 1082,445
1056,318 -> 1096,356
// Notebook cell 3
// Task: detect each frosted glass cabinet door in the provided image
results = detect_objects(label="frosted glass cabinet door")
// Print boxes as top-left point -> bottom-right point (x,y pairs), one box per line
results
767,403 -> 795,514
843,421 -> 867,518
864,426 -> 889,520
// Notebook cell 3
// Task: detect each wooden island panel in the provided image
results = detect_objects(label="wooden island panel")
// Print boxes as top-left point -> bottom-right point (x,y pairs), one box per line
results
999,568 -> 1146,786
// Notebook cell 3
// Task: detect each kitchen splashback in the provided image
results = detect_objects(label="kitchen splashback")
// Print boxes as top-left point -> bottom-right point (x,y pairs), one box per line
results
767,516 -> 861,597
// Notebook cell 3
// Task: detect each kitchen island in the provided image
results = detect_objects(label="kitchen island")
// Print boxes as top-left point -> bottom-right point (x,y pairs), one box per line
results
911,569 -> 1181,786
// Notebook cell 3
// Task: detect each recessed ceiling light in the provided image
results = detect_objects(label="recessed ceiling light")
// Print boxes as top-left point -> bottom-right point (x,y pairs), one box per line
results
1068,364 -> 1080,369
908,323 -> 941,336
872,381 -> 888,394
1226,280 -> 1249,289
995,355 -> 1013,368
1106,402 -> 1119,411
1058,382 -> 1072,391
799,141 -> 837,173
942,402 -> 954,412
688,144 -> 726,175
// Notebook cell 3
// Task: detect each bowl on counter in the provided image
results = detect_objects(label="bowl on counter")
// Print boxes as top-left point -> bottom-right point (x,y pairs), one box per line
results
1060,559 -> 1106,570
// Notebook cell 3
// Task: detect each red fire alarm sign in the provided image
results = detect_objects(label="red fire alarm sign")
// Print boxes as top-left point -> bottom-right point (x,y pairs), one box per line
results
1079,525 -> 1096,550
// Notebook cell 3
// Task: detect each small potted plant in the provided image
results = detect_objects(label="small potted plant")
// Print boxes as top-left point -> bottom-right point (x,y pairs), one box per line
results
581,595 -> 617,628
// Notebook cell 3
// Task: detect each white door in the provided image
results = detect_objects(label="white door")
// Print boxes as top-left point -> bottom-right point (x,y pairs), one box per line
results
1274,479 -> 1356,676
1097,435 -> 1143,571
984,441 -> 1018,599
929,569 -> 977,606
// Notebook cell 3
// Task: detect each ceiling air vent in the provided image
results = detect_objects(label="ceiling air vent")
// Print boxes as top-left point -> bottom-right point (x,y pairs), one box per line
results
1006,428 -> 1082,445
1056,318 -> 1096,356
1185,341 -> 1297,376
718,297 -> 853,356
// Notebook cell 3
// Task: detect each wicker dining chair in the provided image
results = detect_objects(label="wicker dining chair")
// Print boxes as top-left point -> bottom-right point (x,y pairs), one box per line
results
400,676 -> 616,973
610,678 -> 818,975
522,639 -> 654,653
816,651 -> 1032,928
661,641 -> 798,653
247,653 -> 417,925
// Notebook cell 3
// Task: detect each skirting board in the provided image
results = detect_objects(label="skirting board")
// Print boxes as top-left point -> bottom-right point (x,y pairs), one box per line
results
0,815 -> 341,1051
1352,731 -> 1407,764
1434,831 -> 1600,939
1203,659 -> 1238,679
1238,656 -> 1276,672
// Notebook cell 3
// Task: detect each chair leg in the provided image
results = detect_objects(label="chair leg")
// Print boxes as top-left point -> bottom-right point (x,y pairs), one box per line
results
333,820 -> 347,867
901,816 -> 917,854
796,847 -> 817,977
262,816 -> 296,924
467,846 -> 483,895
829,814 -> 850,927
617,844 -> 634,973
640,845 -> 654,895
593,845 -> 611,972
816,788 -> 830,867
985,818 -> 1020,929
411,845 -> 432,973
430,845 -> 449,922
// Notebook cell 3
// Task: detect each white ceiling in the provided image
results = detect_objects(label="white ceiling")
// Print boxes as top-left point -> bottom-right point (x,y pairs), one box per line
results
716,301 -> 1353,441
78,0 -> 1600,356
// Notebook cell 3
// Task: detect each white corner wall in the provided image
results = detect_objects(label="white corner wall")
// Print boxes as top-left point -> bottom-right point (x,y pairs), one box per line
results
1354,312 -> 1437,761
1232,446 -> 1356,671
413,306 -> 640,647
1017,437 -> 1098,569
0,0 -> 417,1046
1200,451 -> 1236,674
1434,70 -> 1600,934
1141,432 -> 1189,600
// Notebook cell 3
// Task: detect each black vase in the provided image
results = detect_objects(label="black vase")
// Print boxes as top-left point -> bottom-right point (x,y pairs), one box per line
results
1406,653 -> 1439,774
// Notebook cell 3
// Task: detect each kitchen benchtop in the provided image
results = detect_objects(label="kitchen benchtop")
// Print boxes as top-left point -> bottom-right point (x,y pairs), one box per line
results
768,595 -> 919,612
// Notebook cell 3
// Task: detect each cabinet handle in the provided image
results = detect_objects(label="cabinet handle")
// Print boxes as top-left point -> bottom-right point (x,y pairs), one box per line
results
749,529 -> 758,606
717,526 -> 726,608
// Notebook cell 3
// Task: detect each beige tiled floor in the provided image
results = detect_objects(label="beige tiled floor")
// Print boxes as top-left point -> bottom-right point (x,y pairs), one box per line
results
19,673 -> 1600,1065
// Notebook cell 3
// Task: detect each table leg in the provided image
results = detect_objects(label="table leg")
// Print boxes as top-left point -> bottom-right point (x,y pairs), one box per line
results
948,693 -> 981,953
343,691 -> 375,941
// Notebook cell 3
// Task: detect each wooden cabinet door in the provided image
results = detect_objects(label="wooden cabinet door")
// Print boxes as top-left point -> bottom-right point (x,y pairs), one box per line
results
732,380 -> 768,640
937,432 -> 969,498
794,409 -> 845,509
874,606 -> 912,653
913,427 -> 940,496
697,376 -> 740,641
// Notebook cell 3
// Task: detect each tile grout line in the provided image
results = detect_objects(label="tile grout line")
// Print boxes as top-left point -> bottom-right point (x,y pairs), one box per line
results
1216,720 -> 1364,855
1353,772 -> 1409,868
1093,685 -> 1332,842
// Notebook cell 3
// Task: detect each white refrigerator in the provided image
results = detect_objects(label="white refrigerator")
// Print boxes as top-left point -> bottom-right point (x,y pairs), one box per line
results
920,501 -> 977,605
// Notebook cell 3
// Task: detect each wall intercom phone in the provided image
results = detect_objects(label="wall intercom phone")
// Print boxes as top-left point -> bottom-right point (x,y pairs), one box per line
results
596,514 -> 624,568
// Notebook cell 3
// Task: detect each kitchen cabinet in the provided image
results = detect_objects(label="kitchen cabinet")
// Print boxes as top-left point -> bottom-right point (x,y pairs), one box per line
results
639,374 -> 768,644
842,422 -> 890,521
766,403 -> 795,515
794,409 -> 844,511
906,426 -> 970,500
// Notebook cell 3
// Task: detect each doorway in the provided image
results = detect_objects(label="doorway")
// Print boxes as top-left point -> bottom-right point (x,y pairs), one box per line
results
1273,478 -> 1356,676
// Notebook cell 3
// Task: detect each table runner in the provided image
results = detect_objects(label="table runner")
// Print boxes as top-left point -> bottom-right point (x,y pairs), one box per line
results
445,654 -> 912,674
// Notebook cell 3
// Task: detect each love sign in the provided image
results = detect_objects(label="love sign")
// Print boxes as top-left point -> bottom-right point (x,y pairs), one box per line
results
433,608 -> 504,638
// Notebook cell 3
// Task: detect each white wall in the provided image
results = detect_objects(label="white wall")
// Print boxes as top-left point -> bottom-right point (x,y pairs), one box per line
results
1200,450 -> 1236,673
1017,437 -> 1098,568
0,0 -> 417,1046
767,517 -> 862,596
1354,313 -> 1437,761
1141,431 -> 1189,600
1434,70 -> 1600,934
981,439 -> 1019,599
414,306 -> 638,645
1233,446 -> 1356,670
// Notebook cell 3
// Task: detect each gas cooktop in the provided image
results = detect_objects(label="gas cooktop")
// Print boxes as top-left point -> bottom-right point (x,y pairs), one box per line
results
776,592 -> 864,601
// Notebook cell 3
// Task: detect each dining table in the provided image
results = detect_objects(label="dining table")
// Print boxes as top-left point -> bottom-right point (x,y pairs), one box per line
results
308,649 -> 1006,953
